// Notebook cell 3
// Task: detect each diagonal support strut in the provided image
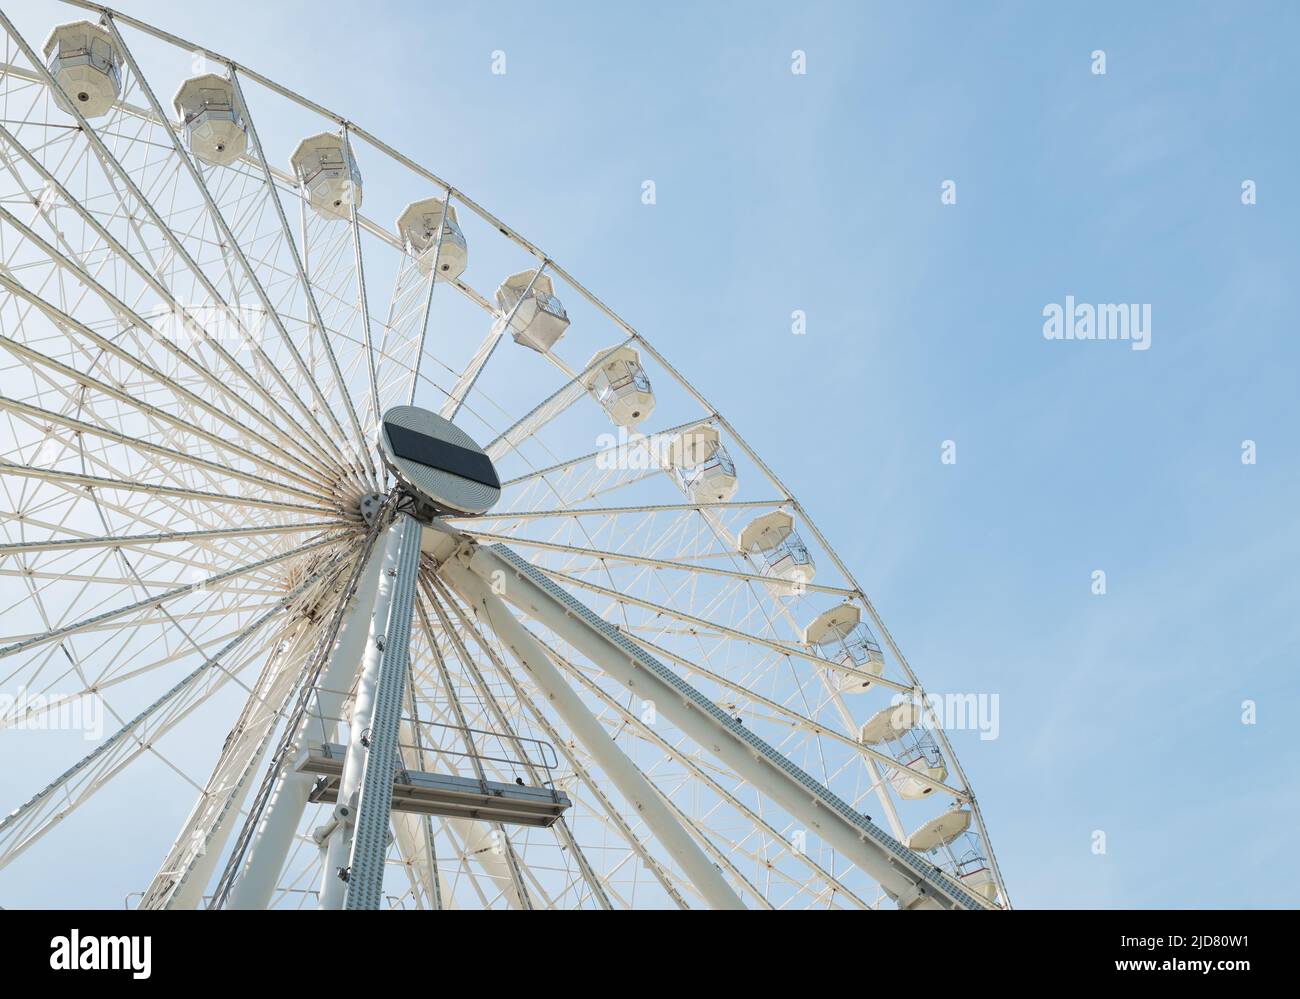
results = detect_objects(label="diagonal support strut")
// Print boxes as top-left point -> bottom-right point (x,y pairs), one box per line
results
447,540 -> 991,911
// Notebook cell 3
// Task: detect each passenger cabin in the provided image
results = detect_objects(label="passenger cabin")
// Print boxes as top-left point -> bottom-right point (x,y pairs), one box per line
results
803,603 -> 884,693
886,729 -> 947,799
398,198 -> 467,279
907,811 -> 998,903
43,20 -> 121,119
173,73 -> 246,166
669,424 -> 738,503
584,345 -> 655,427
290,132 -> 362,220
738,510 -> 816,596
496,270 -> 568,352
859,702 -> 948,799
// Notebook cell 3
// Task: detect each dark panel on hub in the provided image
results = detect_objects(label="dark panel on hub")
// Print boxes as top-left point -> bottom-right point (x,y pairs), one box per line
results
386,422 -> 500,489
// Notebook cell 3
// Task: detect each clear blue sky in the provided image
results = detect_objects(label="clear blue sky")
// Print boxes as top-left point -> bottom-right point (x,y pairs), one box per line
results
4,0 -> 1298,908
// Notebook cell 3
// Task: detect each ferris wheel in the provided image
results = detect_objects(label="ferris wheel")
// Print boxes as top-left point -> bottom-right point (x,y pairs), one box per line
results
0,3 -> 1008,910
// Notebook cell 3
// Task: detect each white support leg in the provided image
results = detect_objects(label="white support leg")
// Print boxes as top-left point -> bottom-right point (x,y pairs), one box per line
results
455,542 -> 984,911
226,535 -> 389,909
343,515 -> 424,909
441,560 -> 746,910
317,517 -> 408,908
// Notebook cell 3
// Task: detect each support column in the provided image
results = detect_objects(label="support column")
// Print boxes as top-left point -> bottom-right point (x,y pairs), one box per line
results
343,514 -> 423,909
315,517 -> 409,907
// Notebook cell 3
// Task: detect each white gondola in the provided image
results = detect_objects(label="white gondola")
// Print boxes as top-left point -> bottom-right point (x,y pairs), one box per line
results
859,702 -> 947,799
669,424 -> 738,503
906,817 -> 999,903
884,729 -> 948,800
173,74 -> 246,167
738,510 -> 815,596
398,198 -> 467,279
803,603 -> 884,693
290,132 -> 362,220
496,271 -> 568,352
584,345 -> 655,427
907,811 -> 998,901
42,21 -> 121,119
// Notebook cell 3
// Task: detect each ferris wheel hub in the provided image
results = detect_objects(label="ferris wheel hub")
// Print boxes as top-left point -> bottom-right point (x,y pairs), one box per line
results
378,405 -> 500,518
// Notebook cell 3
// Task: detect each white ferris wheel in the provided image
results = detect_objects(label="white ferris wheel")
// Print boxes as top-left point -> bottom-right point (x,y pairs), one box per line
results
0,3 -> 1008,910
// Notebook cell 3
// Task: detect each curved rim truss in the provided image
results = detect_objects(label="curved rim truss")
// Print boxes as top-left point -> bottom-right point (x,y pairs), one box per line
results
0,0 -> 1008,910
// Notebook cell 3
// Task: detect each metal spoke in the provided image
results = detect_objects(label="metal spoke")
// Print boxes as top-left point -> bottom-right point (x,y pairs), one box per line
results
0,535 -> 344,661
